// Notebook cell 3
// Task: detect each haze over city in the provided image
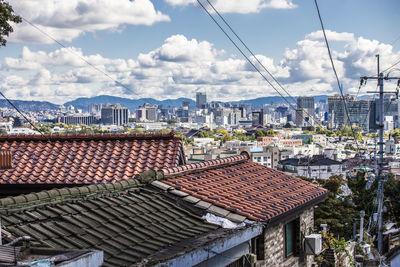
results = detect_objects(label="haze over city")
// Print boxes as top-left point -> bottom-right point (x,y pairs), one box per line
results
0,0 -> 399,104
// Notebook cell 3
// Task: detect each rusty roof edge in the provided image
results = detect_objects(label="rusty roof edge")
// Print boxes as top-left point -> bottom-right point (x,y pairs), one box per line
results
151,180 -> 248,223
0,178 -> 143,212
161,154 -> 250,178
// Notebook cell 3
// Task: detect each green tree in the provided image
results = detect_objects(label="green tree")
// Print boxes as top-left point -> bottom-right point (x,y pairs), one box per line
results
12,116 -> 21,127
347,171 -> 377,218
255,130 -> 264,138
384,174 -> 400,223
216,128 -> 232,143
0,1 -> 22,47
390,128 -> 400,136
313,175 -> 358,239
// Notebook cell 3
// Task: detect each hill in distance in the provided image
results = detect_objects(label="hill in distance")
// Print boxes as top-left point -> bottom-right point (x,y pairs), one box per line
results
0,99 -> 58,111
0,94 -> 342,112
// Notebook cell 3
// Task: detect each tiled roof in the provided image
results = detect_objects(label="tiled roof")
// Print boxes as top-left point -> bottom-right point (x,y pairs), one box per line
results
162,153 -> 328,221
0,133 -> 185,185
0,177 -> 220,267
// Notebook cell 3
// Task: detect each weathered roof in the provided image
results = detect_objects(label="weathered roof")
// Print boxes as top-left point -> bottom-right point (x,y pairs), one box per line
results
0,132 -> 185,185
161,153 -> 328,221
0,176 -> 220,267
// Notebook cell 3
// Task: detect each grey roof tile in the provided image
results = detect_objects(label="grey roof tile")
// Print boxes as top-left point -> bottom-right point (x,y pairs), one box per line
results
0,183 -> 223,266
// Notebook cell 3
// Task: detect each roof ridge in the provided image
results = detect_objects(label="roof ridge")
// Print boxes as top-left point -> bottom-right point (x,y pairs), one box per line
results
0,132 -> 177,142
0,178 -> 143,211
0,169 -> 165,211
162,152 -> 250,178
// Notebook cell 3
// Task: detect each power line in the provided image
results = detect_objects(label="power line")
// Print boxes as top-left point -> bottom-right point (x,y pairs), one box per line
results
0,90 -> 77,161
196,0 -> 342,150
390,34 -> 400,47
381,34 -> 400,73
0,91 -> 43,134
21,17 -> 129,92
195,0 -> 289,106
204,0 -> 298,105
381,57 -> 400,73
314,0 -> 361,152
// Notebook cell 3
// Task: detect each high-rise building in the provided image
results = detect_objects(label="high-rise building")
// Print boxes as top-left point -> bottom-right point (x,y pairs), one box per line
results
88,104 -> 105,116
296,97 -> 314,126
369,97 -> 400,131
196,92 -> 207,109
328,95 -> 370,131
135,103 -> 157,122
60,114 -> 98,125
101,104 -> 129,125
252,109 -> 264,127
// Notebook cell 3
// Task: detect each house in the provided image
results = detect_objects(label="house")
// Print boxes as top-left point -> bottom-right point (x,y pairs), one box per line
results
0,132 -> 186,197
158,153 -> 328,266
277,155 -> 343,179
0,177 -> 229,267
0,153 -> 327,266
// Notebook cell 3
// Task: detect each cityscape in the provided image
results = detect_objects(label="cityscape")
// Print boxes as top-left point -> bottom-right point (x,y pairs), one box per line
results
0,1 -> 399,267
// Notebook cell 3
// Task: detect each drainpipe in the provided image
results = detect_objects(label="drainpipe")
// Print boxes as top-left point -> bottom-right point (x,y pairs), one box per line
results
360,210 -> 365,243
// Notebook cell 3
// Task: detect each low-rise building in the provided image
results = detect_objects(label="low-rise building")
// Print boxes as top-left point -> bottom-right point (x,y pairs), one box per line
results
277,155 -> 344,179
0,153 -> 328,267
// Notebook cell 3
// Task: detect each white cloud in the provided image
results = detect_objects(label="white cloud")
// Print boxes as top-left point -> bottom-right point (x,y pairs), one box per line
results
306,30 -> 355,43
4,46 -> 121,70
165,0 -> 296,13
7,0 -> 170,44
1,32 -> 400,103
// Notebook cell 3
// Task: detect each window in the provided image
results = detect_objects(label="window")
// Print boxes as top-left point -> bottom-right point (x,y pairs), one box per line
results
285,219 -> 300,257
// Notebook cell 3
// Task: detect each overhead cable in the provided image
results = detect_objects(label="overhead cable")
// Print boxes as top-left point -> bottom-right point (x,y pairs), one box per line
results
314,0 -> 361,151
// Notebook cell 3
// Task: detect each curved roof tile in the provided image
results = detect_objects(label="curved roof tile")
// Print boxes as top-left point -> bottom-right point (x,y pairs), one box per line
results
0,133 -> 185,185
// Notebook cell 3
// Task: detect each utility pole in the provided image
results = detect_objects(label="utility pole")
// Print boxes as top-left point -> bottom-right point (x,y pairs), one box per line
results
362,55 -> 400,255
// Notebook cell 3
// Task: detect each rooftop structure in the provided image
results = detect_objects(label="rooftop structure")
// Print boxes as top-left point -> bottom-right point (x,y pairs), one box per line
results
161,153 -> 327,221
0,153 -> 328,266
0,133 -> 185,195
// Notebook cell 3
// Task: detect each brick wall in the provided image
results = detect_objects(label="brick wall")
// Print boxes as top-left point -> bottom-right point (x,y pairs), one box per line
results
257,206 -> 315,267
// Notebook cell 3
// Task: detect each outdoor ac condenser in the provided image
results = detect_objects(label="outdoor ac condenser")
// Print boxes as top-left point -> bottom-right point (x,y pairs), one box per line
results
305,234 -> 322,255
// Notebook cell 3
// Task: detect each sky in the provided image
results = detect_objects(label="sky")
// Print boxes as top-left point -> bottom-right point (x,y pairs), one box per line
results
0,0 -> 399,104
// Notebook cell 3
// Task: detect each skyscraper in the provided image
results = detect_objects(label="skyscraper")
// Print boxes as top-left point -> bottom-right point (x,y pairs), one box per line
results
296,97 -> 315,126
101,104 -> 129,125
135,103 -> 158,122
328,95 -> 370,131
196,92 -> 207,109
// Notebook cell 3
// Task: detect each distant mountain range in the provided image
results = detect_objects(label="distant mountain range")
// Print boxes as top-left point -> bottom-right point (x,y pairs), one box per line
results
64,95 -> 332,111
0,99 -> 59,111
0,94 -> 365,112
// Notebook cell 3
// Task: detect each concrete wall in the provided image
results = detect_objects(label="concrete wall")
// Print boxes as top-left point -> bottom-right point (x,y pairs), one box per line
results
257,207 -> 315,267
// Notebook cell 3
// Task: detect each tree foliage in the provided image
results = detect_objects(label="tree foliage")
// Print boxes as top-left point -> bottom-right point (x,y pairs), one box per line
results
347,171 -> 377,218
0,1 -> 21,47
384,174 -> 400,223
313,175 -> 358,239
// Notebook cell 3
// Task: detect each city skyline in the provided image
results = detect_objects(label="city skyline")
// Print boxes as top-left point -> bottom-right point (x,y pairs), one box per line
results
0,0 -> 399,104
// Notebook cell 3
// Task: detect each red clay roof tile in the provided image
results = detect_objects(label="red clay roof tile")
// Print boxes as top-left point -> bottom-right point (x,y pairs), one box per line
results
0,133 -> 185,185
163,155 -> 327,221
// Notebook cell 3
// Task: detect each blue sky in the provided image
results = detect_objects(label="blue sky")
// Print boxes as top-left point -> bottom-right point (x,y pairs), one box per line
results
0,0 -> 399,104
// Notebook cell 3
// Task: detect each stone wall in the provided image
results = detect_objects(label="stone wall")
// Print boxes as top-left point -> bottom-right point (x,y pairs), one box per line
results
257,206 -> 315,267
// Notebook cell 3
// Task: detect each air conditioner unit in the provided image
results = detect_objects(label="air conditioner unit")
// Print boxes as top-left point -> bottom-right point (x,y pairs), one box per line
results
305,234 -> 322,255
